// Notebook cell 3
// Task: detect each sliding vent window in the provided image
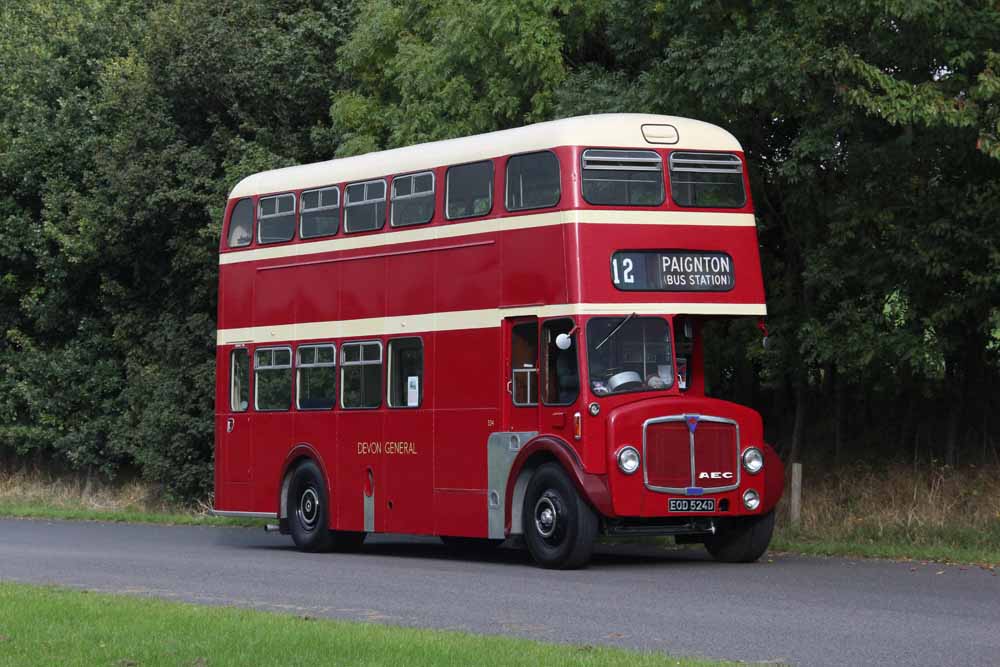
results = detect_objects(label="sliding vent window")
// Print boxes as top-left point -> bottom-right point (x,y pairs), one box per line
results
258,193 -> 295,243
300,186 -> 339,239
581,149 -> 664,206
255,347 -> 292,411
227,199 -> 253,248
391,172 -> 434,227
446,161 -> 493,219
344,180 -> 386,233
669,152 -> 745,208
506,151 -> 560,211
388,338 -> 423,407
341,341 -> 382,409
297,344 -> 336,410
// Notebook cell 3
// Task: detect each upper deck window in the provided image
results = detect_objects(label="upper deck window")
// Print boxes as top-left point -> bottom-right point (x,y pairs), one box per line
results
581,149 -> 664,207
258,193 -> 296,244
391,172 -> 434,227
506,151 -> 560,211
300,186 -> 340,239
344,180 -> 387,233
227,198 -> 253,248
669,152 -> 746,208
446,161 -> 493,220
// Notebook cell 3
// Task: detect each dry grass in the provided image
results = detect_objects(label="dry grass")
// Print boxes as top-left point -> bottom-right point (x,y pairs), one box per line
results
0,468 -> 160,513
773,463 -> 1000,564
0,468 -> 248,525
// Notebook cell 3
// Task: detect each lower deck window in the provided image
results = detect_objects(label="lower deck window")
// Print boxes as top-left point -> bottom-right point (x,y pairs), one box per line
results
388,338 -> 423,407
341,341 -> 382,408
230,348 -> 250,411
255,347 -> 292,410
297,344 -> 336,409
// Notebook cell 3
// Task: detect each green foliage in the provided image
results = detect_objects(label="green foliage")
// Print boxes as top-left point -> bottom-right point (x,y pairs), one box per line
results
0,0 -> 352,499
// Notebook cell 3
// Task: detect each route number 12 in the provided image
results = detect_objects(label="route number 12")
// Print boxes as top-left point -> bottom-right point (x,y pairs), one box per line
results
612,257 -> 634,285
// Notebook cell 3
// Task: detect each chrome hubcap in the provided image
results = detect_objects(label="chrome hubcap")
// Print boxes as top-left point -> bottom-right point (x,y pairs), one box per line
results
534,496 -> 558,538
298,487 -> 320,530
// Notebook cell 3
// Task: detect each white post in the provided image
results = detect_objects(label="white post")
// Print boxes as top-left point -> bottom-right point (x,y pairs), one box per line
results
790,462 -> 802,528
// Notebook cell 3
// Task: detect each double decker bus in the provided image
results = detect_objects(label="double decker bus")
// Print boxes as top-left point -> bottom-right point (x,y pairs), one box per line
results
212,113 -> 784,569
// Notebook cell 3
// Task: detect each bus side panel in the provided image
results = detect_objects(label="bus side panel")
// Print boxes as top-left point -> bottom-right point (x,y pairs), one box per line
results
433,239 -> 497,317
294,412 -> 338,526
294,260 -> 340,331
500,225 -> 566,307
253,411 -> 291,514
387,247 -> 433,320
431,327 -> 498,537
384,407 -> 434,534
384,252 -> 436,535
339,408 -> 385,531
341,255 -> 386,323
434,489 -> 489,538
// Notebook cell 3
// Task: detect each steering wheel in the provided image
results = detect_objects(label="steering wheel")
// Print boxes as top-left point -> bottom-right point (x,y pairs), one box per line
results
608,370 -> 643,391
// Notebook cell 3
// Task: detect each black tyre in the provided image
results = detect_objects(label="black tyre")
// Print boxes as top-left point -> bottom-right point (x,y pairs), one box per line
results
287,460 -> 366,553
522,463 -> 598,569
704,510 -> 776,563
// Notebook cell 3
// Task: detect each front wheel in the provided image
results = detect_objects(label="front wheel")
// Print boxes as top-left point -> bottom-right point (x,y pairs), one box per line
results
522,463 -> 598,569
704,510 -> 775,563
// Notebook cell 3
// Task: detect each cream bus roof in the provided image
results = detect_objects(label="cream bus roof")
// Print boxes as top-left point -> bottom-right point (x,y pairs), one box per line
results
228,113 -> 743,199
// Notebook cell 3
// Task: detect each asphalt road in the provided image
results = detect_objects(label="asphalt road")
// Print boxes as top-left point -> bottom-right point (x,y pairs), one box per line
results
1,519 -> 997,666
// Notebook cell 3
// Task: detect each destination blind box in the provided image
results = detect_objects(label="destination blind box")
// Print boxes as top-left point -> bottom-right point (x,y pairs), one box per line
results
610,250 -> 735,291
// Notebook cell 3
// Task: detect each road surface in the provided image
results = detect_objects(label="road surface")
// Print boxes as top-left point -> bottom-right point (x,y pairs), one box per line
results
1,518 -> 997,666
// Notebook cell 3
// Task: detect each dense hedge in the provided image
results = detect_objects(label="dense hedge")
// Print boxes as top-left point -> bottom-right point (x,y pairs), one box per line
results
1,1 -> 998,499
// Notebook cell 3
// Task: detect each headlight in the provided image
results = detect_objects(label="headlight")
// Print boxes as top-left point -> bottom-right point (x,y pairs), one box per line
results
742,447 -> 764,474
617,446 -> 640,475
743,489 -> 760,510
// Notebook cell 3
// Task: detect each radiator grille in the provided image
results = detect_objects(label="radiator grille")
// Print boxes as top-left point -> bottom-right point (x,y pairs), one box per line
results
644,421 -> 690,489
643,415 -> 740,493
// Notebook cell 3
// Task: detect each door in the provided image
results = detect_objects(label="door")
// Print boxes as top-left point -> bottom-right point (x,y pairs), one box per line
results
502,317 -> 539,433
222,348 -> 253,508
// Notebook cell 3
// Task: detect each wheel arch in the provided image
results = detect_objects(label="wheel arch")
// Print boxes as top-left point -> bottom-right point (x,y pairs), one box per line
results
504,436 -> 614,536
278,443 -> 332,522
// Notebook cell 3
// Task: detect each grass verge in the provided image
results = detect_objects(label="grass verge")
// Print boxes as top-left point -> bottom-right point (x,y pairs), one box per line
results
0,469 -> 260,527
771,463 -> 1000,566
0,582 -> 731,667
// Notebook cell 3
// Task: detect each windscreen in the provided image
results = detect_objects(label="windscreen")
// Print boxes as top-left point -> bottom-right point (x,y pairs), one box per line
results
587,317 -> 673,395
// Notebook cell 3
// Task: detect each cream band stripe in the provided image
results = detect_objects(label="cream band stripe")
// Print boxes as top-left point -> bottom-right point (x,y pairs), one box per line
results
219,210 -> 757,266
217,302 -> 767,346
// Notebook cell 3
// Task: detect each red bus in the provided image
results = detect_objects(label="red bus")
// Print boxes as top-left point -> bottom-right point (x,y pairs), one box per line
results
212,113 -> 784,568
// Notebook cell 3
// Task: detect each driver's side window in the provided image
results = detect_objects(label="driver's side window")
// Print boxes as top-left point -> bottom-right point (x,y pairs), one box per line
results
541,319 -> 578,405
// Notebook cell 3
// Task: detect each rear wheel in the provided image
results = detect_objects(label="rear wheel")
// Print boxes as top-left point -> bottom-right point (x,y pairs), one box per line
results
522,463 -> 598,569
704,510 -> 775,563
288,460 -> 365,553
